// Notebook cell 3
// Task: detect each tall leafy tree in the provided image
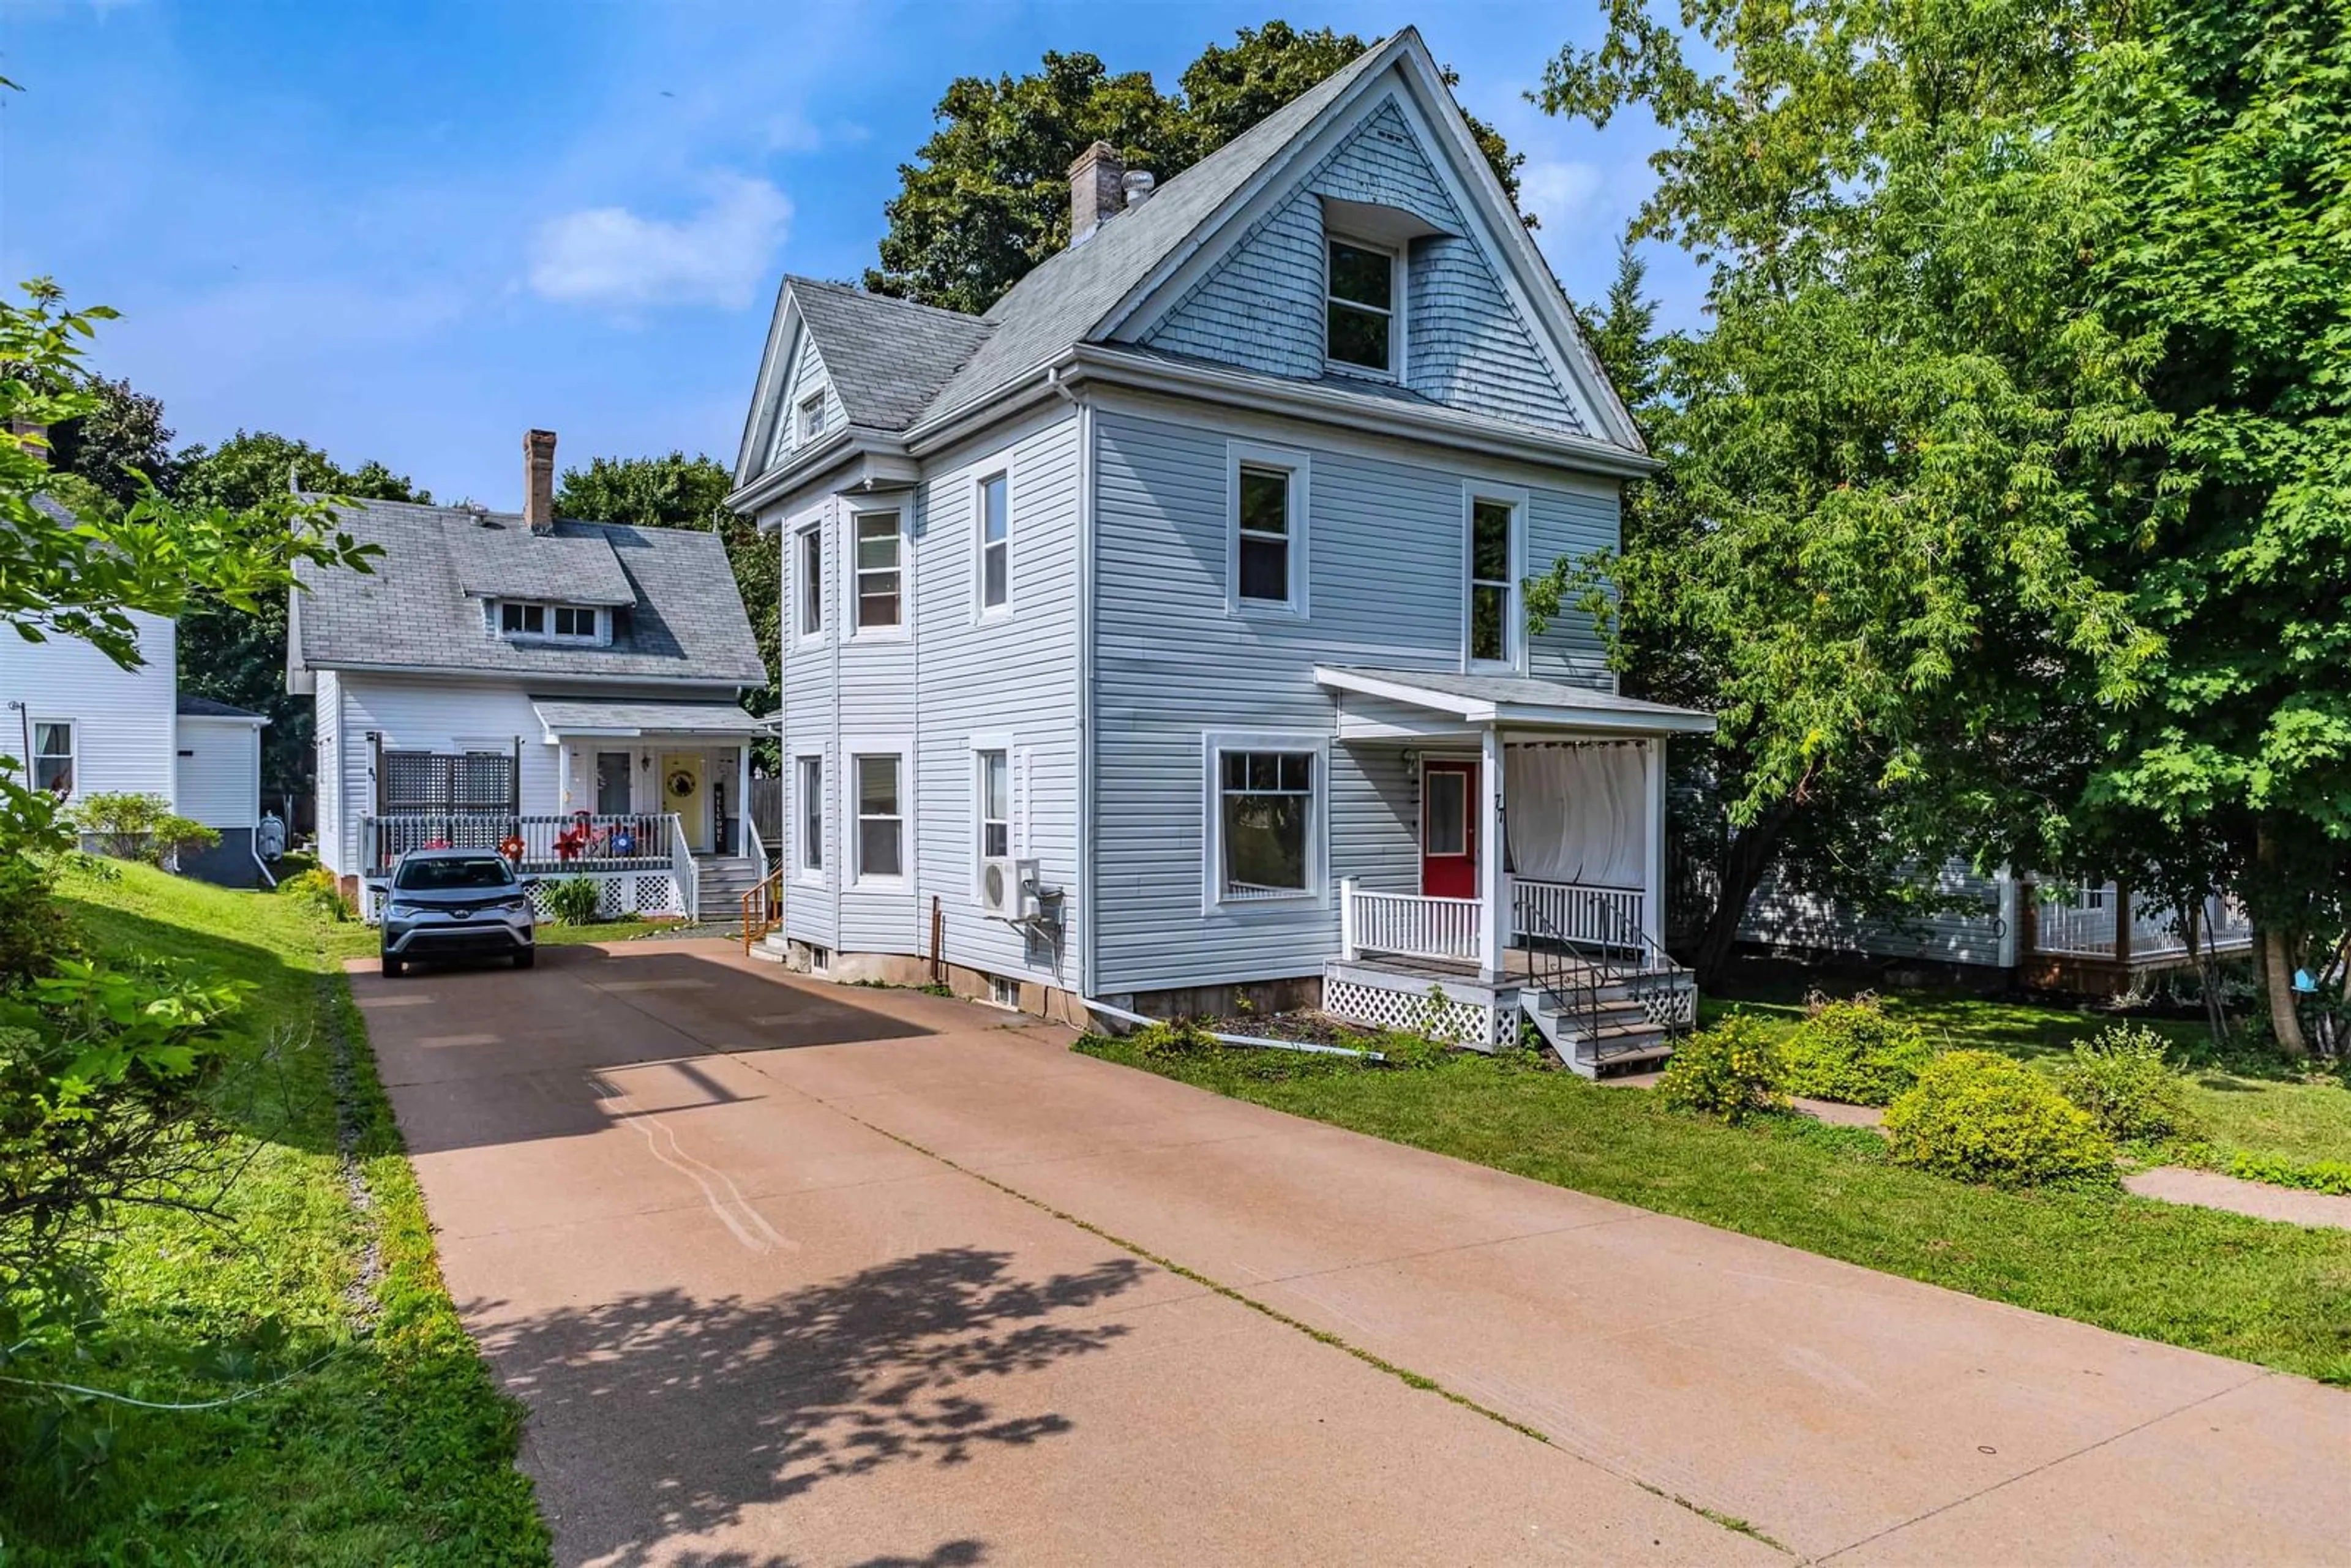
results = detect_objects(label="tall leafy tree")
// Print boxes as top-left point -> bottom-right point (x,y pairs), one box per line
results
555,452 -> 779,756
43,369 -> 175,505
175,432 -> 427,803
1533,0 -> 2161,985
868,22 -> 1528,313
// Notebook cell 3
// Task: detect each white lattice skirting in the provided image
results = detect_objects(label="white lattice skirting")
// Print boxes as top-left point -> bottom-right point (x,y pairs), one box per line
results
366,872 -> 685,926
1324,975 -> 1498,1049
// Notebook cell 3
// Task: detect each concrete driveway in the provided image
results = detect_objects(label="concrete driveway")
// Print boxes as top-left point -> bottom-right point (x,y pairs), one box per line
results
359,940 -> 2349,1567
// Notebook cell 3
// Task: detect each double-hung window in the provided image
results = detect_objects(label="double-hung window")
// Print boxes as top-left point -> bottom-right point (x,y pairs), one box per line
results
975,749 -> 1010,863
796,523 -> 824,639
853,510 -> 902,632
1325,238 -> 1398,375
795,754 -> 824,878
977,472 -> 1010,614
797,392 -> 828,446
1209,738 -> 1322,904
853,754 -> 903,880
31,721 -> 73,796
1229,443 -> 1307,615
551,606 -> 598,640
1467,490 -> 1523,669
499,601 -> 545,636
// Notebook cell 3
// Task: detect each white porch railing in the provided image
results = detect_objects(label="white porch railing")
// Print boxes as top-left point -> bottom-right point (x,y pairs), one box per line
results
670,816 -> 700,923
361,812 -> 674,876
1340,881 -> 1483,962
1512,879 -> 1646,953
2036,884 -> 2254,961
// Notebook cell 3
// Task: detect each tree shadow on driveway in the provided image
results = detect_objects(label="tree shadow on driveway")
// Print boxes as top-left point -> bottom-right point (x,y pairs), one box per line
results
467,1247 -> 1148,1566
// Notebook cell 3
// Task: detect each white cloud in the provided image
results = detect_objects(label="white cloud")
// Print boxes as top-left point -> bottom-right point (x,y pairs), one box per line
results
528,174 -> 791,310
1520,159 -> 1607,229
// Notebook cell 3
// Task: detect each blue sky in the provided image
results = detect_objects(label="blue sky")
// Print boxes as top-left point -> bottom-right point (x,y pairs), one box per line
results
0,1 -> 1696,506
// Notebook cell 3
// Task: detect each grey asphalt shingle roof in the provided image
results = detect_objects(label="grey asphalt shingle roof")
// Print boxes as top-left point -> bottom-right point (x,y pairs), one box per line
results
176,694 -> 267,719
1320,667 -> 1716,730
918,41 -> 1393,427
445,517 -> 638,607
789,278 -> 994,431
761,36 -> 1399,443
530,699 -> 764,737
294,497 -> 765,685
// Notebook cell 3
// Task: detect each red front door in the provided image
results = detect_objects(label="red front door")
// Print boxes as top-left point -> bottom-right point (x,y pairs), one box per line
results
1421,760 -> 1477,898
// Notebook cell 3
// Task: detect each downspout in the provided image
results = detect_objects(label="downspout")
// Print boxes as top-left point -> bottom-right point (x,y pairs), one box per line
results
1076,994 -> 1381,1061
1052,366 -> 1098,1001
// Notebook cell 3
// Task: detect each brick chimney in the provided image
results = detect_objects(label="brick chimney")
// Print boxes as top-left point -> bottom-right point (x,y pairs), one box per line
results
523,429 -> 557,533
1068,141 -> 1125,246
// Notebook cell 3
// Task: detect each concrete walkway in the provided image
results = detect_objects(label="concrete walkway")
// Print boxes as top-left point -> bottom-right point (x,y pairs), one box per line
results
2126,1165 -> 2351,1230
359,941 -> 2350,1566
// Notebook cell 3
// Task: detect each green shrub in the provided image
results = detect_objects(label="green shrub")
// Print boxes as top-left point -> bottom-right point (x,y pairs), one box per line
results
279,866 -> 347,923
70,792 -> 220,867
1884,1049 -> 2116,1187
1658,1016 -> 1788,1123
1130,1018 -> 1218,1058
1781,997 -> 1937,1106
2053,1022 -> 2198,1143
2217,1151 -> 2351,1196
542,877 -> 602,925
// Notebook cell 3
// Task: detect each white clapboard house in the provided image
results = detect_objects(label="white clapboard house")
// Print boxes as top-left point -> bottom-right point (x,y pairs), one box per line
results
729,29 -> 1715,1071
291,431 -> 770,923
0,497 -> 271,886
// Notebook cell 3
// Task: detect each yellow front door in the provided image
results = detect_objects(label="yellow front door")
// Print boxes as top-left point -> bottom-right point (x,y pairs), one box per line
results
661,752 -> 707,851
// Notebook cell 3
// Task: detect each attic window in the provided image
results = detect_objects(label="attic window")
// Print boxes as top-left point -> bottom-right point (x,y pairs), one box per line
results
1325,238 -> 1398,376
498,601 -> 602,643
796,392 -> 829,446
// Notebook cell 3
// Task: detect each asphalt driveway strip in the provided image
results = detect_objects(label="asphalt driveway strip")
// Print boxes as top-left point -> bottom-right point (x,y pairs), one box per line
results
354,940 -> 2351,1567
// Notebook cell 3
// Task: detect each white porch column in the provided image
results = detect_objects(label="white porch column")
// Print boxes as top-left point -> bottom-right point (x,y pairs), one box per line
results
1643,735 -> 1667,951
1479,724 -> 1508,981
1339,877 -> 1360,961
736,743 -> 754,858
557,739 -> 573,814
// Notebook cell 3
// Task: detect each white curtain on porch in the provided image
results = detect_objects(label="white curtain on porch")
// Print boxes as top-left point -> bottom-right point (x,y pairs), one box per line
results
1505,742 -> 1644,887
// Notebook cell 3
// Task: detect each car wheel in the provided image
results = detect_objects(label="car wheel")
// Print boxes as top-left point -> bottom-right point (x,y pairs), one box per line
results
513,948 -> 536,970
381,953 -> 404,978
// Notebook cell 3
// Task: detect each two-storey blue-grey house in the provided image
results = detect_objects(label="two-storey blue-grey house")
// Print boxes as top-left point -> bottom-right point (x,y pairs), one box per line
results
729,28 -> 1714,1072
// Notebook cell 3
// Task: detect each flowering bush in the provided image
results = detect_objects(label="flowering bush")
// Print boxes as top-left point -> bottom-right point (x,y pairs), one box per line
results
1782,997 -> 1937,1106
1885,1050 -> 2115,1187
2052,1022 -> 2197,1143
1658,1016 -> 1788,1123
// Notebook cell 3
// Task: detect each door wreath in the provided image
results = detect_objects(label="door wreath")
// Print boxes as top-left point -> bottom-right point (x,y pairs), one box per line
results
666,768 -> 698,798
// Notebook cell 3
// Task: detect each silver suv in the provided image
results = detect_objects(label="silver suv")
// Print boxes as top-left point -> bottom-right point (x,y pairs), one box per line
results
380,847 -> 537,977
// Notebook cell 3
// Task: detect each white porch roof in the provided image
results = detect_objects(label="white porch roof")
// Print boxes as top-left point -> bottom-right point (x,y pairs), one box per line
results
531,699 -> 765,742
1314,667 -> 1715,737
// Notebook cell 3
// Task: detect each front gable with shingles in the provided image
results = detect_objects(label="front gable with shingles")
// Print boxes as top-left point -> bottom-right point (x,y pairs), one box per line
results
1134,93 -> 1592,437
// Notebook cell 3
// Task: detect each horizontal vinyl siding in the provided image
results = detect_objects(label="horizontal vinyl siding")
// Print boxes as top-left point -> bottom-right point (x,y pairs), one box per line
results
1524,486 -> 1617,687
771,410 -> 1084,978
0,610 -> 177,806
1740,858 -> 2009,968
1144,98 -> 1581,435
914,416 -> 1082,988
173,718 -> 260,828
768,327 -> 844,469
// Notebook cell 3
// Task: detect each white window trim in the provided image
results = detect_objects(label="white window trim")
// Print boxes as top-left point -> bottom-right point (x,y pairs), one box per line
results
841,736 -> 912,888
497,599 -> 606,646
793,520 -> 827,645
1461,482 -> 1529,674
1225,440 -> 1311,619
972,465 -> 1014,622
796,390 -> 829,448
847,506 -> 910,642
1323,233 -> 1404,383
792,748 -> 827,886
968,731 -> 1014,900
1199,728 -> 1330,914
31,718 -> 75,799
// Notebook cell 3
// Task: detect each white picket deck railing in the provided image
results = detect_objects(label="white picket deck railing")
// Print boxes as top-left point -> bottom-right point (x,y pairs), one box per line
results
2036,885 -> 2253,960
1341,883 -> 1483,962
1511,879 -> 1646,951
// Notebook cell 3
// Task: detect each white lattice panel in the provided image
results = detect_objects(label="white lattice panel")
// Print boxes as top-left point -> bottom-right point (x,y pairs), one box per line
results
632,874 -> 683,915
1324,975 -> 1492,1048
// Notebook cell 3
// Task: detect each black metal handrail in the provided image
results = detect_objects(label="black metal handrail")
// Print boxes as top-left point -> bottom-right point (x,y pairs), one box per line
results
1515,895 -> 1693,1066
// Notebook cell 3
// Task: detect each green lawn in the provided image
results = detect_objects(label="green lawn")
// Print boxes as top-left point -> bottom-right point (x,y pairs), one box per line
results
1699,989 -> 2351,1170
0,861 -> 547,1563
1080,1039 -> 2351,1385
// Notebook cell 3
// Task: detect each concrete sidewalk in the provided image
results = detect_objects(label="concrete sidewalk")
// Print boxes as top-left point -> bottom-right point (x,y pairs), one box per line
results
360,940 -> 2350,1566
